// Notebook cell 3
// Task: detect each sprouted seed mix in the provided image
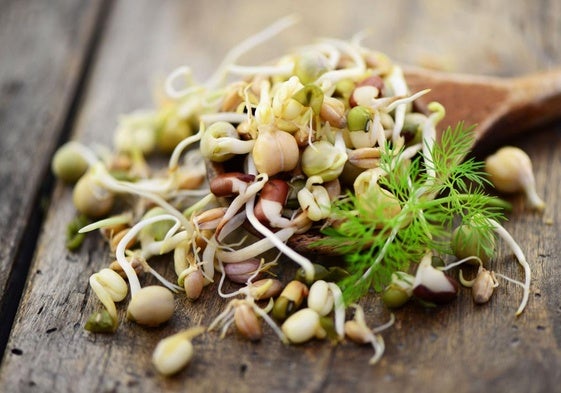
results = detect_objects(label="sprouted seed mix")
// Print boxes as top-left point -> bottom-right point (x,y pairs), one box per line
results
52,16 -> 540,375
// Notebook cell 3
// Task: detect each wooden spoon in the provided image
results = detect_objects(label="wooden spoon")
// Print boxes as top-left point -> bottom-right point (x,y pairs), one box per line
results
289,66 -> 561,254
402,66 -> 561,153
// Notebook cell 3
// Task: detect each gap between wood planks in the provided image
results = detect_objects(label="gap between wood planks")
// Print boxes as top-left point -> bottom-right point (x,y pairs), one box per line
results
0,0 -> 114,360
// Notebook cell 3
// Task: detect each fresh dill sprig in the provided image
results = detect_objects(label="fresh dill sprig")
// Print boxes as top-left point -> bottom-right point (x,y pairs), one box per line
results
319,122 -> 508,304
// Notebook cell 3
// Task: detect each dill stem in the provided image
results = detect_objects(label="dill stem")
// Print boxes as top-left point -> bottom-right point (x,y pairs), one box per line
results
421,194 -> 512,211
357,204 -> 412,285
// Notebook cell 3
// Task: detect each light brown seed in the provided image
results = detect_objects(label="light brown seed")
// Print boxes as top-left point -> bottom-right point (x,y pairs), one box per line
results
184,270 -> 204,301
320,96 -> 346,128
234,303 -> 263,341
472,269 -> 497,304
344,320 -> 371,344
249,278 -> 283,300
109,228 -> 136,252
110,257 -> 144,279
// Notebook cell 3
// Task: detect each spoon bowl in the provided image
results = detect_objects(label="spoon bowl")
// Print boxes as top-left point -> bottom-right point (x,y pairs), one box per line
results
403,66 -> 561,152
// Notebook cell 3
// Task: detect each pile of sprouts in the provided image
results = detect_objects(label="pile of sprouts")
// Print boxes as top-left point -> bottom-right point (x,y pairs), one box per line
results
52,16 -> 538,374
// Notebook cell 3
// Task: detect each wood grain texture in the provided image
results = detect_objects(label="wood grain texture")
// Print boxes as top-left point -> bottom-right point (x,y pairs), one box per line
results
0,0 -> 107,342
1,0 -> 560,392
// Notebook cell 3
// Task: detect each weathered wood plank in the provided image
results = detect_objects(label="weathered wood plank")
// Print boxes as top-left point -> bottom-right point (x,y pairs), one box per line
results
0,0 -> 108,350
1,1 -> 561,392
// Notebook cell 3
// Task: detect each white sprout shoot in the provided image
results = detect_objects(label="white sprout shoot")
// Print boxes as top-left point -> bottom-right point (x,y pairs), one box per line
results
216,211 -> 247,243
298,42 -> 341,70
227,62 -> 294,78
207,297 -> 287,344
488,218 -> 531,316
201,238 -> 217,282
88,269 -> 127,324
386,66 -> 408,143
327,282 -> 346,340
216,227 -> 295,262
91,163 -> 192,231
215,257 -> 273,299
199,112 -> 248,125
168,127 -> 204,171
183,193 -> 217,218
140,231 -> 188,259
440,256 -> 484,271
215,173 -> 268,237
245,156 -> 315,282
415,101 -> 443,196
385,88 -> 431,113
206,15 -> 299,89
372,313 -> 396,335
164,66 -> 199,99
347,304 -> 394,365
115,214 -> 182,296
315,38 -> 366,85
494,272 -> 526,288
79,212 -> 133,233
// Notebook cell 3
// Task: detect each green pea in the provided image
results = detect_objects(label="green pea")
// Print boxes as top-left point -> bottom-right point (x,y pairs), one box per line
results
157,117 -> 191,154
140,207 -> 174,241
66,214 -> 90,251
451,224 -> 495,265
295,263 -> 329,285
292,84 -> 324,115
52,143 -> 88,183
381,284 -> 411,308
72,172 -> 115,218
84,309 -> 117,333
347,106 -> 371,132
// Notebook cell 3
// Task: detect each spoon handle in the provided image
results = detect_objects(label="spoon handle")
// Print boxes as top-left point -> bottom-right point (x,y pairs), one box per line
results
503,68 -> 561,134
510,68 -> 561,103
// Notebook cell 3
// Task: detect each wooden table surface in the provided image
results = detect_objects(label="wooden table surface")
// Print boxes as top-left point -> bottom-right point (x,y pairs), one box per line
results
1,1 -> 560,392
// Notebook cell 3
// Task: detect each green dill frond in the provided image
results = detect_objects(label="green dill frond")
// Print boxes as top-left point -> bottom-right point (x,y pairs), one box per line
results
318,122 -> 508,304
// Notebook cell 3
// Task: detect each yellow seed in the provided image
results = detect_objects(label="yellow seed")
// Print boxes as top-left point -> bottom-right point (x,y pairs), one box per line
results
281,281 -> 309,304
347,147 -> 381,169
127,286 -> 175,327
72,172 -> 114,218
485,146 -> 545,211
281,308 -> 322,344
153,336 -> 194,376
301,140 -> 347,182
220,82 -> 245,112
152,326 -> 205,376
108,153 -> 133,172
93,268 -> 128,302
344,320 -> 371,344
176,171 -> 205,190
307,280 -> 334,316
194,207 -> 226,228
252,130 -> 299,176
51,142 -> 89,183
109,228 -> 136,252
